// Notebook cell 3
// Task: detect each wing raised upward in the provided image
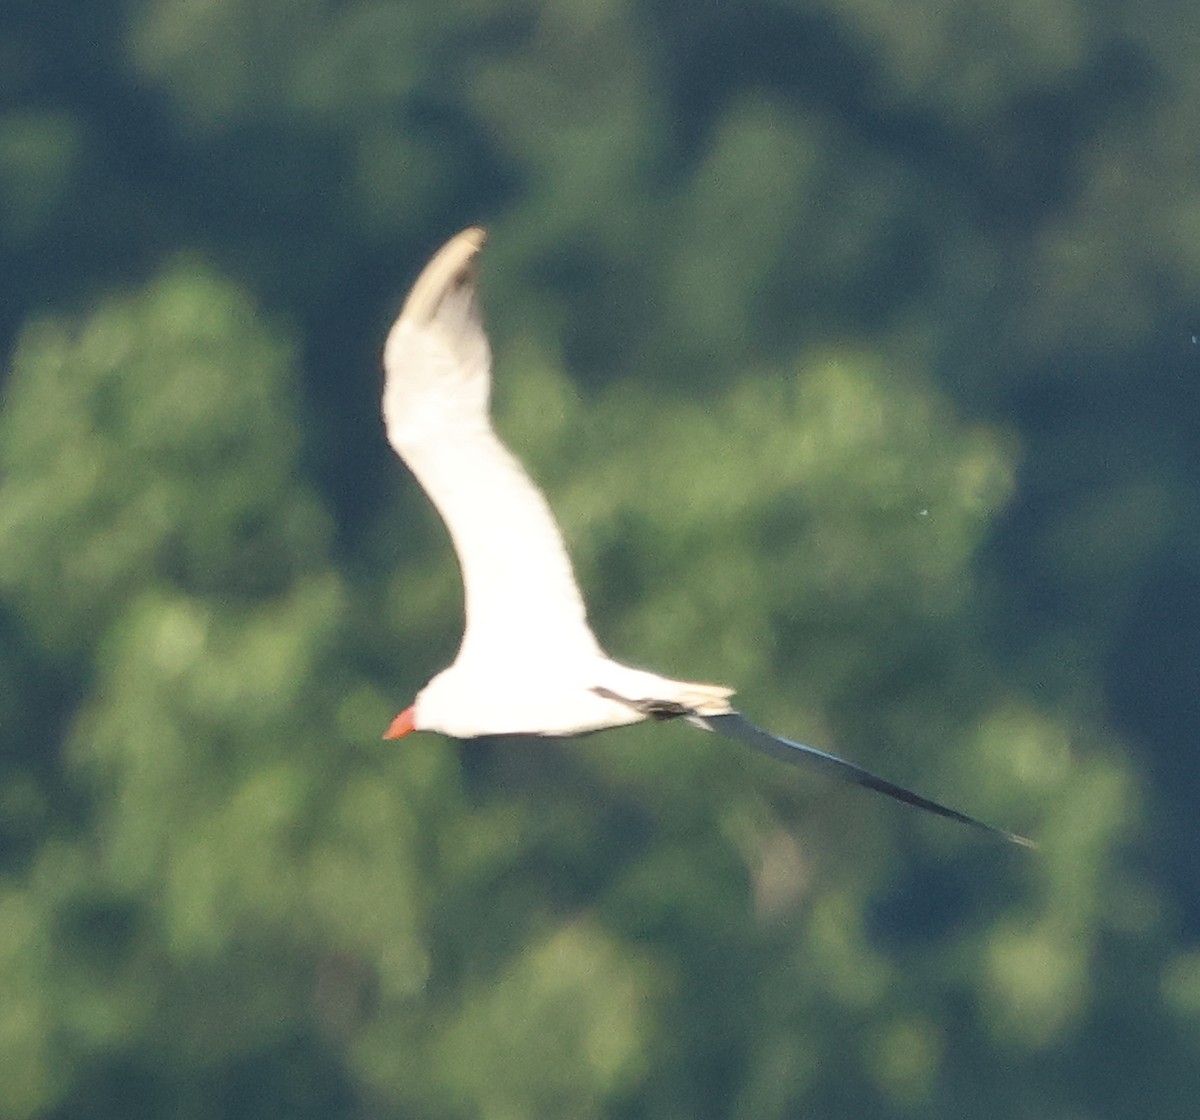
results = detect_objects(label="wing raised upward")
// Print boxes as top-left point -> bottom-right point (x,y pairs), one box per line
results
383,228 -> 603,667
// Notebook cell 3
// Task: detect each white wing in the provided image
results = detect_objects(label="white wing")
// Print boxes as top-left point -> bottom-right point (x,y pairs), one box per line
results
383,228 -> 603,668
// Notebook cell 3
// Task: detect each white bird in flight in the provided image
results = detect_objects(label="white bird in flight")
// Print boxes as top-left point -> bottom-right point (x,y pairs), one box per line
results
381,227 -> 1032,848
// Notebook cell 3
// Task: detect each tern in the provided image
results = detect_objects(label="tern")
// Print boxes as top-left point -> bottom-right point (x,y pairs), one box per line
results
381,228 -> 1031,848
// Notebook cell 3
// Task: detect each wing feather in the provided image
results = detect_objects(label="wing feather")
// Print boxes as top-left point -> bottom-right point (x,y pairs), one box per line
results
383,229 -> 603,667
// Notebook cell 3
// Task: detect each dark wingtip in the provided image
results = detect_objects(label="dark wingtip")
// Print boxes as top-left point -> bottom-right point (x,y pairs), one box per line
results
399,227 -> 489,326
460,226 -> 487,251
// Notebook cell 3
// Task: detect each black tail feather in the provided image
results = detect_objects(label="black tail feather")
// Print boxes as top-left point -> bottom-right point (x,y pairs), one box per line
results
699,712 -> 1034,849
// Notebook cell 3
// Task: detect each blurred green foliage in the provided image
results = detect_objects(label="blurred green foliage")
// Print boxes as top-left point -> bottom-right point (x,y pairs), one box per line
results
0,1 -> 1197,1117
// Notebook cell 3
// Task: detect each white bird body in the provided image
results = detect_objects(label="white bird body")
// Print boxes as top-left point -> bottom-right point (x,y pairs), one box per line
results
414,656 -> 734,740
381,228 -> 1031,847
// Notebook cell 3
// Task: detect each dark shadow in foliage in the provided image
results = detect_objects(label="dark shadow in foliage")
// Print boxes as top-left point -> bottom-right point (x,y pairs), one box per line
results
1107,556 -> 1200,935
867,846 -> 1017,949
525,234 -> 660,390
49,1036 -> 359,1120
0,4 -> 179,352
0,604 -> 91,874
299,98 -> 523,554
647,2 -> 1160,230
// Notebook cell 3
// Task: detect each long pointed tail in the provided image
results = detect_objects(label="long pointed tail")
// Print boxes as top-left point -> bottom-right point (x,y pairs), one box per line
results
697,711 -> 1034,848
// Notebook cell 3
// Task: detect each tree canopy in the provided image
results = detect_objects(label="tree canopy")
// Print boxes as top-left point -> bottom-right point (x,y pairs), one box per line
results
1,2 -> 1196,1118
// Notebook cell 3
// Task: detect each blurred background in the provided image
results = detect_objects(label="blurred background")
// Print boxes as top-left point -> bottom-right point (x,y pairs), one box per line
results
1,1 -> 1197,1117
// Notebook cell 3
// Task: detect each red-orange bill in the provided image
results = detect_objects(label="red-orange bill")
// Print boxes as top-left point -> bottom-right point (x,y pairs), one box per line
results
383,706 -> 416,739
